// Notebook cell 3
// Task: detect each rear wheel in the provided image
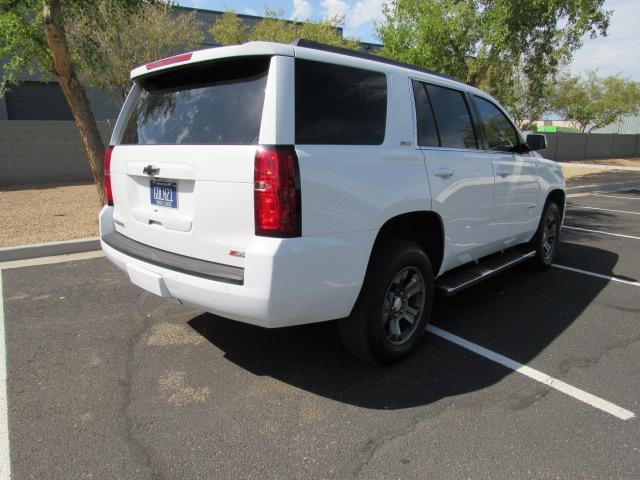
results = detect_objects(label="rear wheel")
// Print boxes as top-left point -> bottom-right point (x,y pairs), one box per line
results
529,201 -> 561,269
338,239 -> 434,365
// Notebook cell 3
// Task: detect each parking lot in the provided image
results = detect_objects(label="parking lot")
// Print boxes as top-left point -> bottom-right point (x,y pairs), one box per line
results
1,183 -> 639,479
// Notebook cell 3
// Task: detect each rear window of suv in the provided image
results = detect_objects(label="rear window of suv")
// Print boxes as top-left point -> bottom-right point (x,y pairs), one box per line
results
295,59 -> 387,145
121,57 -> 270,145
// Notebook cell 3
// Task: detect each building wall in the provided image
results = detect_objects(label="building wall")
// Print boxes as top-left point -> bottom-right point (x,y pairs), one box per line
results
592,115 -> 640,135
0,120 -> 113,186
533,116 -> 640,135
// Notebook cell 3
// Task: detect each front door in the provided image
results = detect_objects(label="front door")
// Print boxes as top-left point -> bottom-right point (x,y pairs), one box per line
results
490,152 -> 542,247
471,95 -> 542,248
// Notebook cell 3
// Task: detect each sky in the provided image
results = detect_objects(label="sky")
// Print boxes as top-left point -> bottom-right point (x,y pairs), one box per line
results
178,0 -> 640,80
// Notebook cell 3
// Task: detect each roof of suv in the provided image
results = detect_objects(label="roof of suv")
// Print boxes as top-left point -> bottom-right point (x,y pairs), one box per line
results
130,40 -> 473,92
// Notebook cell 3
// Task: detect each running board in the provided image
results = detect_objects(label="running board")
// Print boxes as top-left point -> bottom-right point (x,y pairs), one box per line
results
435,248 -> 535,297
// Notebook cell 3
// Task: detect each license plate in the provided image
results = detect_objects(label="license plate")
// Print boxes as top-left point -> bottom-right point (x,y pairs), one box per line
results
150,180 -> 177,208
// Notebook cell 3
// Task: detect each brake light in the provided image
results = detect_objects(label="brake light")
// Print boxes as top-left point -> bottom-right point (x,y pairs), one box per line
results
105,146 -> 114,206
145,53 -> 193,70
254,146 -> 301,237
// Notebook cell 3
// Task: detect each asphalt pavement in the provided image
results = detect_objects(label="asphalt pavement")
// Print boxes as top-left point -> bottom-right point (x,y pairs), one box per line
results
1,185 -> 639,479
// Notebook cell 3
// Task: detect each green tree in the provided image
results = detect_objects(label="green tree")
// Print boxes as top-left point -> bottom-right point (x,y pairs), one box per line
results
487,67 -> 550,131
68,2 -> 204,103
378,0 -> 610,125
210,8 -> 360,50
209,11 -> 249,46
549,71 -> 640,133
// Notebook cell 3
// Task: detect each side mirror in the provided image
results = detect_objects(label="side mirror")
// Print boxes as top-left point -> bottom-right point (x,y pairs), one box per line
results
525,133 -> 546,152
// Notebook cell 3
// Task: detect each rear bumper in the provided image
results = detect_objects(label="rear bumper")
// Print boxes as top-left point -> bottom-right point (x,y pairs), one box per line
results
102,231 -> 244,285
99,206 -> 376,328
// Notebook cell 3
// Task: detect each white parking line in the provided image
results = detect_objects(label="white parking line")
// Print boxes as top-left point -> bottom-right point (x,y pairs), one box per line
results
0,251 -> 104,271
563,225 -> 640,240
567,205 -> 640,216
427,325 -> 636,421
552,264 -> 640,287
0,272 -> 11,480
593,194 -> 640,201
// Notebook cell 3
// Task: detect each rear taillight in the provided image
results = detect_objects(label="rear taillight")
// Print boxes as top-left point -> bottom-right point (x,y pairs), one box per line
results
254,146 -> 301,237
105,146 -> 114,206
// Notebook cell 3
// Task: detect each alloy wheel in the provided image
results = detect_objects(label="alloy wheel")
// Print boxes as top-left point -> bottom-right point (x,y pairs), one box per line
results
381,266 -> 426,345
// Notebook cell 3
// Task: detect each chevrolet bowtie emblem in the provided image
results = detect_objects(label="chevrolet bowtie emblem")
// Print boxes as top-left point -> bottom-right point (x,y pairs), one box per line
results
143,165 -> 160,176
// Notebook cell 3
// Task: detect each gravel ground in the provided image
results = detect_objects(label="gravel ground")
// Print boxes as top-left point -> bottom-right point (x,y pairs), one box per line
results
570,157 -> 640,167
0,183 -> 100,248
1,158 -> 639,248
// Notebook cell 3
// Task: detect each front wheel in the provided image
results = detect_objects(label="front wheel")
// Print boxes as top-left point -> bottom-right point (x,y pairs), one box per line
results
529,201 -> 561,269
338,240 -> 434,365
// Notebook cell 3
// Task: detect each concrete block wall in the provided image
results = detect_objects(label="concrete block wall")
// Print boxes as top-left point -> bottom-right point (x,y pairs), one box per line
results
541,132 -> 640,161
612,134 -> 638,157
0,97 -> 7,120
585,134 -> 615,159
0,120 -> 112,186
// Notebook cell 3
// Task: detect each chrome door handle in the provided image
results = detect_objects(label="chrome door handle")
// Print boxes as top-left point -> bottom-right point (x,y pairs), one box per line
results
496,168 -> 510,177
434,168 -> 454,178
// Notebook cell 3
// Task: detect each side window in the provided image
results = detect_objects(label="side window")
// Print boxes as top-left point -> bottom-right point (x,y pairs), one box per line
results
426,84 -> 477,149
295,60 -> 387,145
411,80 -> 439,147
473,96 -> 520,151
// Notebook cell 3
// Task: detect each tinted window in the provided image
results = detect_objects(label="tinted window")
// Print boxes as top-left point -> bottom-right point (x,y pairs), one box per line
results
295,60 -> 387,145
412,80 -> 439,147
426,84 -> 477,149
473,96 -> 520,151
121,57 -> 270,145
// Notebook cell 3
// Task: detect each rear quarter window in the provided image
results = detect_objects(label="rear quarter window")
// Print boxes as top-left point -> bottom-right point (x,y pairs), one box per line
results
121,57 -> 270,145
295,59 -> 387,145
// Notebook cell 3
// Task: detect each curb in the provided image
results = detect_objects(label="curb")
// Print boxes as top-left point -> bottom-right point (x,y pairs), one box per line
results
0,237 -> 101,263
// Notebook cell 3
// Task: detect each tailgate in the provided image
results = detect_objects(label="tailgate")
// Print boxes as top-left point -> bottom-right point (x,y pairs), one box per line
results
108,56 -> 272,267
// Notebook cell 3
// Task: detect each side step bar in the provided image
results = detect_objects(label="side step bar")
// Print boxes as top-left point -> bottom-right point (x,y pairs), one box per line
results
435,248 -> 535,297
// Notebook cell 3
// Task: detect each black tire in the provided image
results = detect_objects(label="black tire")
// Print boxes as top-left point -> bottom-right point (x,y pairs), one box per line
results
338,239 -> 434,365
528,201 -> 561,269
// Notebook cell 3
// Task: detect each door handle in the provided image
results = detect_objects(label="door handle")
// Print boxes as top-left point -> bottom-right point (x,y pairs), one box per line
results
434,168 -> 454,178
496,167 -> 510,177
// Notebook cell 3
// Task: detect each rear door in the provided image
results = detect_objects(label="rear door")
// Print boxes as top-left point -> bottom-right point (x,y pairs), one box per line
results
471,95 -> 542,247
108,56 -> 275,267
412,80 -> 495,272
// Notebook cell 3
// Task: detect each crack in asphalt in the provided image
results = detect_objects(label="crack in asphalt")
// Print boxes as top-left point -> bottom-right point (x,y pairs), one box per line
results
556,330 -> 640,379
343,403 -> 450,479
116,291 -> 166,480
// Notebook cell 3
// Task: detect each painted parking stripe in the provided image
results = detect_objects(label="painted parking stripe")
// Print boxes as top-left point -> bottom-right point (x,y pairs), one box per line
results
552,264 -> 640,287
0,272 -> 11,480
427,325 -> 636,421
563,225 -> 640,240
0,251 -> 104,271
566,205 -> 640,216
593,194 -> 640,201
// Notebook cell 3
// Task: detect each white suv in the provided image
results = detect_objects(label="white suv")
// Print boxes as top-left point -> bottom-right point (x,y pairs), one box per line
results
100,40 -> 565,364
